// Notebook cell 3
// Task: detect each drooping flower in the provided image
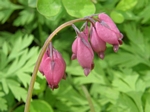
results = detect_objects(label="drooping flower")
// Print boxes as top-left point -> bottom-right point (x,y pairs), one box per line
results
71,32 -> 94,76
39,44 -> 66,90
95,13 -> 123,52
90,26 -> 106,59
98,13 -> 123,38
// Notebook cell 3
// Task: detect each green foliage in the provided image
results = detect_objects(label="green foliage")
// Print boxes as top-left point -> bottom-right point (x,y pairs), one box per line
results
30,100 -> 53,112
14,100 -> 53,112
138,2 -> 150,24
116,0 -> 137,11
37,0 -> 96,18
0,86 -> 7,111
37,0 -> 62,18
110,10 -> 124,23
1,0 -> 150,112
28,0 -> 37,8
62,0 -> 96,18
0,31 -> 41,111
0,0 -> 22,23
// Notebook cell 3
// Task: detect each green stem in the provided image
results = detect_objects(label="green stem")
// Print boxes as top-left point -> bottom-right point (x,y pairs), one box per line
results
82,85 -> 95,112
24,18 -> 86,112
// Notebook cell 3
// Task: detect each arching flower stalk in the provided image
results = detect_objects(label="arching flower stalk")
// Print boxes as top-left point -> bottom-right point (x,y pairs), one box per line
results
24,12 -> 123,112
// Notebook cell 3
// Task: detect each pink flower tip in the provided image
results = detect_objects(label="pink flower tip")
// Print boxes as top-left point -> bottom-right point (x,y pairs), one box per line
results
99,52 -> 105,59
113,45 -> 119,52
71,53 -> 77,60
84,68 -> 91,76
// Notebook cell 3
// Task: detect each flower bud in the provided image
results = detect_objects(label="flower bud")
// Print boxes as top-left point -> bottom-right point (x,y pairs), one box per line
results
90,26 -> 106,59
95,22 -> 119,45
95,13 -> 123,52
98,13 -> 123,39
72,32 -> 94,76
39,46 -> 66,90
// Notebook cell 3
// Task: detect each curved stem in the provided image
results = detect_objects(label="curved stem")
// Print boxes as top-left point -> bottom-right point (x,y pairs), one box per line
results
82,85 -> 95,112
24,18 -> 86,112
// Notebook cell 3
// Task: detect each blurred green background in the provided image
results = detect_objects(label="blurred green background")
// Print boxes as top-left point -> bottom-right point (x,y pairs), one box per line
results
0,0 -> 150,112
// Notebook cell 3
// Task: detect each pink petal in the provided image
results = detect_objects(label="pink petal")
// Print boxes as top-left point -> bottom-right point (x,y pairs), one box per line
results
113,44 -> 119,52
71,37 -> 79,57
71,53 -> 77,60
77,33 -> 94,69
98,13 -> 121,37
84,68 -> 91,76
39,51 -> 49,75
90,27 -> 106,55
99,52 -> 105,59
95,22 -> 119,45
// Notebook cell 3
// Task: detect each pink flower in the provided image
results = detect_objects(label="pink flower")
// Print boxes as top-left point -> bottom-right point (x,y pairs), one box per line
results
90,26 -> 106,59
72,32 -> 94,76
98,13 -> 123,38
95,13 -> 123,52
39,46 -> 66,90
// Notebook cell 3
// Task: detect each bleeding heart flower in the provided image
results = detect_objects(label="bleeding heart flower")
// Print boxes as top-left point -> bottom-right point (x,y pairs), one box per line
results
95,13 -> 123,52
39,44 -> 66,90
90,26 -> 106,59
72,32 -> 94,76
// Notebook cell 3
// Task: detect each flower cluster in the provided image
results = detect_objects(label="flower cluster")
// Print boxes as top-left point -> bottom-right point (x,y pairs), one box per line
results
71,13 -> 123,76
39,13 -> 123,90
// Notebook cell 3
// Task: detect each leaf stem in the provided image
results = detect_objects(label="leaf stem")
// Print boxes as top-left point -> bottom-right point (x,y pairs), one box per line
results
82,85 -> 95,112
24,18 -> 86,112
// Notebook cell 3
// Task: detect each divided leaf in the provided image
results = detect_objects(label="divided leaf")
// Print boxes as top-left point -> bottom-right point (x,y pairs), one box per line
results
13,10 -> 35,26
7,79 -> 27,102
139,4 -> 150,23
0,90 -> 7,111
0,0 -> 22,23
114,94 -> 139,112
